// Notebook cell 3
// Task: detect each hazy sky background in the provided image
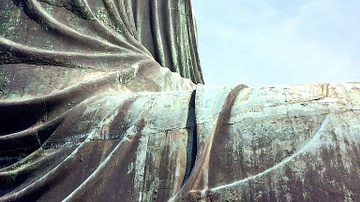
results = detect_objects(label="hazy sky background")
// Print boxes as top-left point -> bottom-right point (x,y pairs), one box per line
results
192,0 -> 360,87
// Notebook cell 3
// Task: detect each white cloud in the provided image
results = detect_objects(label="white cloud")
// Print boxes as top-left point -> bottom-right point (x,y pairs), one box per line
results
193,1 -> 360,87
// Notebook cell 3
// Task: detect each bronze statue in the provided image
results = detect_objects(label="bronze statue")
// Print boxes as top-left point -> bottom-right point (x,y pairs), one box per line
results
1,0 -> 360,201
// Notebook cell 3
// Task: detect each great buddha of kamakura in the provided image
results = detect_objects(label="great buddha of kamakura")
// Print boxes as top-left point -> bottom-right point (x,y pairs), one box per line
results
0,0 -> 360,201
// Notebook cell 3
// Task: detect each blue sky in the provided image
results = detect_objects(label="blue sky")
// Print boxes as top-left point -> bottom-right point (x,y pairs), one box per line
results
192,0 -> 360,87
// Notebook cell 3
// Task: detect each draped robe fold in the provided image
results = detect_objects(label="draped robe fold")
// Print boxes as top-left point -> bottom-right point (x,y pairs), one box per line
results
1,1 -> 360,201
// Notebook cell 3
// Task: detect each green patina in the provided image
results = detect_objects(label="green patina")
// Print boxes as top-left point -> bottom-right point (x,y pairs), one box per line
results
95,6 -> 125,35
0,4 -> 22,39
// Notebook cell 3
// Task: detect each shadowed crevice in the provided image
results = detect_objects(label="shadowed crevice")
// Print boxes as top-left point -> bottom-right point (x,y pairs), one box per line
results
182,90 -> 198,186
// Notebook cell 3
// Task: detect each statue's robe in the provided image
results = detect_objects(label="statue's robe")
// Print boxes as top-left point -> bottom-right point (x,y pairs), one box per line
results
1,1 -> 360,201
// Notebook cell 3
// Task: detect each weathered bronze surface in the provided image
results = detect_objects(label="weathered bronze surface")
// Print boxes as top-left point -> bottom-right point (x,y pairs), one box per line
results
1,1 -> 360,201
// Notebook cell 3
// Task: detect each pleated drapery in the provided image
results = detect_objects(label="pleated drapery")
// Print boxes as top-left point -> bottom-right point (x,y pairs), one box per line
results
0,0 -> 204,84
1,1 -> 360,201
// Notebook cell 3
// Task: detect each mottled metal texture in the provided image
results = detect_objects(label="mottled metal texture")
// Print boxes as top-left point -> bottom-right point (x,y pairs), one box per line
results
174,83 -> 360,201
1,81 -> 360,201
1,0 -> 360,202
0,0 -> 203,84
